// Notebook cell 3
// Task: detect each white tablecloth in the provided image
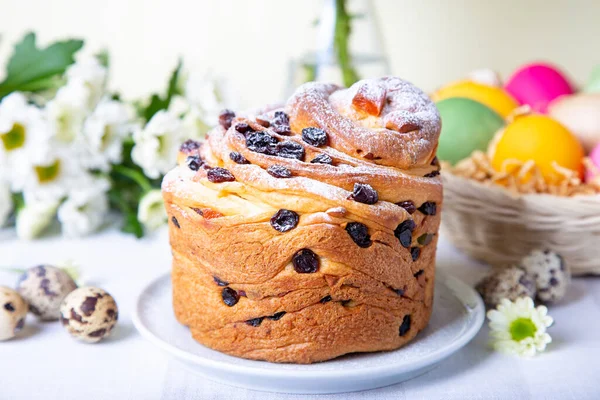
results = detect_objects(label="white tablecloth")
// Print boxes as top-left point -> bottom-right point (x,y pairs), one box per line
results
1,227 -> 599,400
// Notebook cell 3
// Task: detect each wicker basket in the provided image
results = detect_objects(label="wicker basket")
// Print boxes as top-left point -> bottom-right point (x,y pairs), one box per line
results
441,171 -> 600,275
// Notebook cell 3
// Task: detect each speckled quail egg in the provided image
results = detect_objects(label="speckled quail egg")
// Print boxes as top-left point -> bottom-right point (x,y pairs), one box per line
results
476,266 -> 536,308
17,265 -> 77,321
519,249 -> 570,304
60,287 -> 118,343
0,286 -> 28,341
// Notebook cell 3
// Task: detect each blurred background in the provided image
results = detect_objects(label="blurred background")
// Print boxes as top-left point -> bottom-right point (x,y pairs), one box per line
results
2,0 -> 599,107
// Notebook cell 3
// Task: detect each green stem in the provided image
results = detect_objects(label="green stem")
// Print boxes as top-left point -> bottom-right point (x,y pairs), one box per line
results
334,0 -> 360,87
112,165 -> 153,193
0,267 -> 26,274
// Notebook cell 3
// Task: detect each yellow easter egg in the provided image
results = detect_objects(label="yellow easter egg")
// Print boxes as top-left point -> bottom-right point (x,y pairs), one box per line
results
491,114 -> 584,184
432,80 -> 519,118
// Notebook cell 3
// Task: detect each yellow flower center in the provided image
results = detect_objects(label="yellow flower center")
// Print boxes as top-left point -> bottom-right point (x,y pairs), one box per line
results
35,160 -> 61,183
510,317 -> 537,341
1,122 -> 26,151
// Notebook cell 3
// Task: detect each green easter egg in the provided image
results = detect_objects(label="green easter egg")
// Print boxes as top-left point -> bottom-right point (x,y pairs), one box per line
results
584,65 -> 600,93
436,97 -> 504,165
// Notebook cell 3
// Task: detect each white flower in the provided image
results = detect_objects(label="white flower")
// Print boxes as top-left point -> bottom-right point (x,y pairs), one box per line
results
487,297 -> 553,357
66,57 -> 108,109
131,110 -> 185,179
46,80 -> 91,144
137,189 -> 167,230
184,72 -> 233,126
0,180 -> 12,227
168,95 -> 191,117
57,178 -> 109,238
16,198 -> 60,240
0,92 -> 49,177
181,106 -> 210,141
80,99 -> 138,171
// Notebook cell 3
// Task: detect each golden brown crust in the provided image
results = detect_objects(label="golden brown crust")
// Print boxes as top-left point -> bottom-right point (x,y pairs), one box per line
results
163,78 -> 442,363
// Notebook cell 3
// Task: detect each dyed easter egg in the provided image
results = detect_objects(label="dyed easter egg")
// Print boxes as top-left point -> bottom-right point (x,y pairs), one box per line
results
549,93 -> 600,152
586,142 -> 600,182
505,63 -> 574,114
432,80 -> 518,118
436,97 -> 504,165
491,115 -> 584,183
584,66 -> 600,93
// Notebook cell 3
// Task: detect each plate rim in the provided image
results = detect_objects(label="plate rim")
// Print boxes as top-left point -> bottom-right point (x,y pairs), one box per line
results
133,270 -> 485,379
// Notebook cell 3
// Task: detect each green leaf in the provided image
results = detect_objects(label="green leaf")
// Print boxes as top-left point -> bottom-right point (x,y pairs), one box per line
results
142,59 -> 183,122
95,49 -> 109,68
0,32 -> 84,99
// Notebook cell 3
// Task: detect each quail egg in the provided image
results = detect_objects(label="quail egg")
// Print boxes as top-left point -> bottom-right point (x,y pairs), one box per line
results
476,266 -> 536,308
17,265 -> 77,321
0,286 -> 28,341
519,249 -> 570,304
60,287 -> 118,343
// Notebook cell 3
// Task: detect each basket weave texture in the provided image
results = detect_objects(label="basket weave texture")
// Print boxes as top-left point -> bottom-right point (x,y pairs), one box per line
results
441,171 -> 600,276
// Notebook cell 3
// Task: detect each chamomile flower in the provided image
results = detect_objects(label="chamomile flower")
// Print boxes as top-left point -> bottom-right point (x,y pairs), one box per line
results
66,57 -> 108,109
0,179 -> 12,227
137,189 -> 167,230
46,80 -> 91,144
79,99 -> 138,171
131,110 -> 185,179
57,178 -> 109,238
487,297 -> 553,357
16,198 -> 60,240
0,92 -> 49,176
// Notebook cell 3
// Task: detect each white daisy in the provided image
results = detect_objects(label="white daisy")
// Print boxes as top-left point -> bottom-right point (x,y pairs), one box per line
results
0,179 -> 12,227
137,189 -> 167,230
184,71 -> 233,126
79,99 -> 138,172
66,57 -> 108,109
131,110 -> 185,179
57,178 -> 109,238
16,198 -> 60,240
0,92 -> 49,178
46,80 -> 92,145
487,297 -> 553,357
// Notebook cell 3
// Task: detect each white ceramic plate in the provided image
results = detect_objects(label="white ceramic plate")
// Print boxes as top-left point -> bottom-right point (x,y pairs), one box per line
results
133,271 -> 484,394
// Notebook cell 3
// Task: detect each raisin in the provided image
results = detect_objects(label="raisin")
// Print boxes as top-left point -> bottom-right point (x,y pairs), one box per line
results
270,209 -> 299,232
345,222 -> 372,248
350,183 -> 378,204
302,127 -> 328,147
418,201 -> 437,216
186,155 -> 202,171
246,131 -> 278,154
417,233 -> 434,245
273,124 -> 291,135
424,170 -> 440,178
4,303 -> 15,312
213,276 -> 229,286
393,288 -> 405,296
394,219 -> 415,248
431,156 -> 439,166
292,249 -> 319,273
207,167 -> 235,183
267,165 -> 292,178
221,287 -> 240,307
410,247 -> 421,261
414,269 -> 424,278
180,139 -> 201,153
399,315 -> 411,336
234,123 -> 252,134
397,200 -> 416,214
272,111 -> 289,126
275,141 -> 305,161
341,300 -> 352,307
229,152 -> 249,164
218,109 -> 235,130
246,317 -> 264,327
320,295 -> 332,303
268,311 -> 286,321
310,154 -> 333,165
171,216 -> 180,229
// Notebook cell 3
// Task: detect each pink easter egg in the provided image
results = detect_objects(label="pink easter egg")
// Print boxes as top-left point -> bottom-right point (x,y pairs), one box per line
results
586,142 -> 600,182
505,63 -> 575,113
